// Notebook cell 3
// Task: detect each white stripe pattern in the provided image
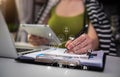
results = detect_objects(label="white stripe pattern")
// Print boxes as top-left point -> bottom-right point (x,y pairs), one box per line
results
98,34 -> 112,38
99,39 -> 111,43
98,16 -> 106,20
100,45 -> 110,48
96,29 -> 111,33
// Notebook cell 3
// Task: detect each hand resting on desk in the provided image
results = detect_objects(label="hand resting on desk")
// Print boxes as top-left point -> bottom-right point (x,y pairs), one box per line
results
65,34 -> 98,54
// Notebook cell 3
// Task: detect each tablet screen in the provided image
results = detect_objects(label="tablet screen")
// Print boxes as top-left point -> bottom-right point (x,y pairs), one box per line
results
21,24 -> 61,46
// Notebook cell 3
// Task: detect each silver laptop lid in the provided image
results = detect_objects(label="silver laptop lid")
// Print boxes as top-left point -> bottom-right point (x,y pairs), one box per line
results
0,10 -> 18,59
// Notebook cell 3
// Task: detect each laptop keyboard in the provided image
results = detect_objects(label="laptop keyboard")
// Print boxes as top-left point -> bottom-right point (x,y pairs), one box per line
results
16,46 -> 50,55
16,48 -> 33,52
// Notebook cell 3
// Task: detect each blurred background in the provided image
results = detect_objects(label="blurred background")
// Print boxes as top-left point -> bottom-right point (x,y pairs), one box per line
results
0,0 -> 19,32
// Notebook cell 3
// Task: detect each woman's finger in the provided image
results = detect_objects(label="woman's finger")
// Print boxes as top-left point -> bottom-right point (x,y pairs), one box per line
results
74,44 -> 92,54
66,34 -> 87,50
65,40 -> 73,48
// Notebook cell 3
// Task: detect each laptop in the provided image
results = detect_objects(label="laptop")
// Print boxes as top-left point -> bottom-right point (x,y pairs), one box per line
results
0,10 -> 49,59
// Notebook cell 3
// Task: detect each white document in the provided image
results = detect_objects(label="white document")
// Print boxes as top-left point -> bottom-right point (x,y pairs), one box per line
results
23,47 -> 88,59
80,51 -> 104,68
23,47 -> 104,67
20,24 -> 61,45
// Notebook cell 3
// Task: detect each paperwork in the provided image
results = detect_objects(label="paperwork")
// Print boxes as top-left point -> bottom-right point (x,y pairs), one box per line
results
24,47 -> 89,59
23,47 -> 104,68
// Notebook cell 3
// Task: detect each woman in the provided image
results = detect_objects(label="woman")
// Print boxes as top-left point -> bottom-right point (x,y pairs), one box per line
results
28,0 -> 116,54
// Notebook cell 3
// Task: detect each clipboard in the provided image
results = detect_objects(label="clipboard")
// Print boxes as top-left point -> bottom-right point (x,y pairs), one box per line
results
20,24 -> 61,46
16,47 -> 106,72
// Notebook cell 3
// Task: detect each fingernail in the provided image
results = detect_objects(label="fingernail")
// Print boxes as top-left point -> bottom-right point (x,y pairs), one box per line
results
68,43 -> 75,49
67,45 -> 72,49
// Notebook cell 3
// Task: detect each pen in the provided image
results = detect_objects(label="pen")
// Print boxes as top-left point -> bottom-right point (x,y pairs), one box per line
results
87,50 -> 92,59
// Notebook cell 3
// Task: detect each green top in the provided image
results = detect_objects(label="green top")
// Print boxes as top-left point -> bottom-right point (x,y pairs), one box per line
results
48,7 -> 85,48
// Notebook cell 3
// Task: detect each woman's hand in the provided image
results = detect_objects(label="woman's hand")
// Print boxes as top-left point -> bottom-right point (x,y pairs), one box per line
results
65,22 -> 99,54
28,34 -> 49,46
65,34 -> 97,54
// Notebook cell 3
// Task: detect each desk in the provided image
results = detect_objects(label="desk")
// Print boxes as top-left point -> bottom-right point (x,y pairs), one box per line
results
0,56 -> 120,77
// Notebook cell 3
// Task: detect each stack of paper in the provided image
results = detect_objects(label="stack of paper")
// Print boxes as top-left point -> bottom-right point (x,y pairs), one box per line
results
23,47 -> 104,68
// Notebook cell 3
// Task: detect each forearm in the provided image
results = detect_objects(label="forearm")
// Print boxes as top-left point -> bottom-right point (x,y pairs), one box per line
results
87,23 -> 99,50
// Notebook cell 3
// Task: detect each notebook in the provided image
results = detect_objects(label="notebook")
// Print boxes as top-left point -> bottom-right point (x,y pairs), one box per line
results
0,10 -> 106,72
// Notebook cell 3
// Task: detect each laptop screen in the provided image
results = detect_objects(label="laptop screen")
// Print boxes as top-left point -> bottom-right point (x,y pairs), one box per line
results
0,11 -> 18,58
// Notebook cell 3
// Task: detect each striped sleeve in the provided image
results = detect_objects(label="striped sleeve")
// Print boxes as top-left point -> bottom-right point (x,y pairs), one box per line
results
85,0 -> 116,53
37,0 -> 59,24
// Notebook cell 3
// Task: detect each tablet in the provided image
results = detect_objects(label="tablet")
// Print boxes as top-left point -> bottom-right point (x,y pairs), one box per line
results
20,24 -> 61,46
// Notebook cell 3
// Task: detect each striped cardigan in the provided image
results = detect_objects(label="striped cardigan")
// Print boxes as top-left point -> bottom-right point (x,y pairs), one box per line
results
35,0 -> 116,53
